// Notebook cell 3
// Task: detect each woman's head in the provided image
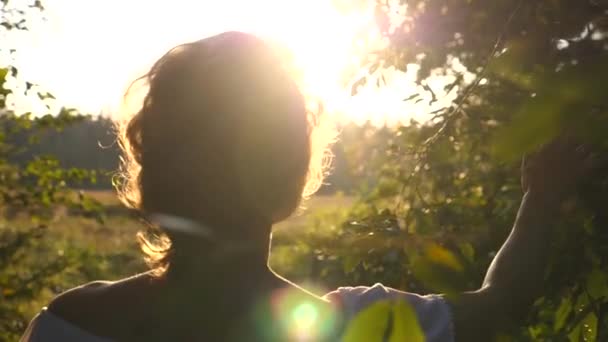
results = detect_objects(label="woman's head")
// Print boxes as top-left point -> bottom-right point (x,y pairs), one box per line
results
117,31 -> 333,270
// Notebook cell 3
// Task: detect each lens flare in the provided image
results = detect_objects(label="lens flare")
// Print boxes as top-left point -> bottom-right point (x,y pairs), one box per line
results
252,285 -> 339,341
292,302 -> 319,335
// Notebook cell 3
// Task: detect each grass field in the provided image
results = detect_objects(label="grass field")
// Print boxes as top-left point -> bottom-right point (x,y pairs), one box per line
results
81,189 -> 354,231
28,189 -> 356,269
1,189 -> 352,265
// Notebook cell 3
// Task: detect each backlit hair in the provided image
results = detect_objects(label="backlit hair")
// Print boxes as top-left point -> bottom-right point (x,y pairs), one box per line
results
115,32 -> 335,273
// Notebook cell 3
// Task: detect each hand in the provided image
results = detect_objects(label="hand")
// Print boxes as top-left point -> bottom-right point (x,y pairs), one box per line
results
521,138 -> 601,203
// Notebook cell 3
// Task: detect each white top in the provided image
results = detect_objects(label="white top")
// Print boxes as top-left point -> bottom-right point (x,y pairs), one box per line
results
21,283 -> 454,341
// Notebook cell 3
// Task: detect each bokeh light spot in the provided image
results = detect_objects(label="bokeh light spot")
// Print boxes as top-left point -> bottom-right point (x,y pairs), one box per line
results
292,302 -> 318,331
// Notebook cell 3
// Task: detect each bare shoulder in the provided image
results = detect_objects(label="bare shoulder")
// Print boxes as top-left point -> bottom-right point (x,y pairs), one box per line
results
46,273 -> 156,338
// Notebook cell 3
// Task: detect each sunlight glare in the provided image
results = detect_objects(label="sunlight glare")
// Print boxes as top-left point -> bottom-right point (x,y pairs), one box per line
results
13,0 -> 467,125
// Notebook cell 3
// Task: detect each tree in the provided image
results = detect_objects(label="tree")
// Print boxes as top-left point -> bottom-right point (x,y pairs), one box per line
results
273,1 -> 608,340
0,2 -> 114,340
1,0 -> 607,340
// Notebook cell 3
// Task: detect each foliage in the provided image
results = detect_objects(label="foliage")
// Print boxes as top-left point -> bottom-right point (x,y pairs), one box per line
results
0,3 -> 144,341
1,0 -> 607,341
7,115 -> 120,189
273,0 -> 608,340
341,299 -> 424,342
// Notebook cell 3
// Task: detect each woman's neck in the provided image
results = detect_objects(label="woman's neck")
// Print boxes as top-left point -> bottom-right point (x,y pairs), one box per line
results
163,226 -> 280,288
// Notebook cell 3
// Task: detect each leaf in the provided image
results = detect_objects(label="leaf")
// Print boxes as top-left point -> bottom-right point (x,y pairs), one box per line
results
2,288 -> 16,297
568,311 -> 597,342
425,243 -> 463,272
342,300 -> 391,342
554,297 -> 572,331
0,68 -> 8,82
491,98 -> 562,162
341,299 -> 425,342
389,300 -> 424,342
342,254 -> 361,274
458,242 -> 475,264
351,76 -> 368,96
585,267 -> 608,300
403,93 -> 420,102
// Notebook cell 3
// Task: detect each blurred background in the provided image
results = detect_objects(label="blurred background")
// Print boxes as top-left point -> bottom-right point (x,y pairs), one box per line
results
1,0 -> 608,340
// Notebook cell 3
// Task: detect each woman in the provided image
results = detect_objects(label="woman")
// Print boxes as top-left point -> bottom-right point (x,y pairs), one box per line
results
22,31 -> 597,341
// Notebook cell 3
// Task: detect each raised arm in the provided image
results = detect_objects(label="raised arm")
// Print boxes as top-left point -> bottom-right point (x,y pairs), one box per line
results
449,140 -> 598,341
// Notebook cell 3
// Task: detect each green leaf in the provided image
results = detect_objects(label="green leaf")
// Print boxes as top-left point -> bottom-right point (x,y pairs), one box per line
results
568,311 -> 597,342
491,98 -> 562,162
389,300 -> 424,342
554,297 -> 571,331
342,254 -> 361,274
425,242 -> 463,272
458,242 -> 475,264
342,300 -> 391,342
586,269 -> 608,300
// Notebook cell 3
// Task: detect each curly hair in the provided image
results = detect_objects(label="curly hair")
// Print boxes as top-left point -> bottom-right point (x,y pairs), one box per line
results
115,32 -> 335,273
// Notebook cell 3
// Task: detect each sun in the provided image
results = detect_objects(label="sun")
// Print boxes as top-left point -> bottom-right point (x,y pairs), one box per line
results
210,0 -> 394,123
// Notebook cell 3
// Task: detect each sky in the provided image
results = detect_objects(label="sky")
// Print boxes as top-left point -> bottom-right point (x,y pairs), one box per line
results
4,0 -> 473,126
